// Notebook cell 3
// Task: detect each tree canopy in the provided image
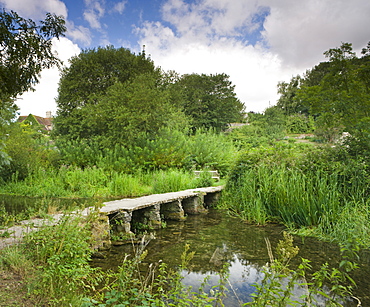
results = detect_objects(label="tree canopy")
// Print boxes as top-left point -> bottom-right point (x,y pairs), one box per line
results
0,9 -> 66,166
0,9 -> 66,100
53,47 -> 245,146
299,42 -> 370,131
53,47 -> 191,146
55,46 -> 156,116
178,73 -> 245,132
273,41 -> 370,157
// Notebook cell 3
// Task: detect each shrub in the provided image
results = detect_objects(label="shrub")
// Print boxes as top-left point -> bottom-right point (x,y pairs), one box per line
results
23,215 -> 97,305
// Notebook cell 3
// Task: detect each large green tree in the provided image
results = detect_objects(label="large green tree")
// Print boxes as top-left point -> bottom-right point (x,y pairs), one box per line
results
298,42 -> 370,133
177,73 -> 245,132
53,46 -> 158,140
71,73 -> 188,147
0,9 -> 66,165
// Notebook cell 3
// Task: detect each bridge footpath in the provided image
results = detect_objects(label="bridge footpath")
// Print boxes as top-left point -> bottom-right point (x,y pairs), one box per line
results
0,186 -> 223,250
99,186 -> 223,248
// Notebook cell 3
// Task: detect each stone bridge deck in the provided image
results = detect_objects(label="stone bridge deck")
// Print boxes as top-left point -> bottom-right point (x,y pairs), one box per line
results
101,186 -> 223,246
101,186 -> 223,214
0,186 -> 223,250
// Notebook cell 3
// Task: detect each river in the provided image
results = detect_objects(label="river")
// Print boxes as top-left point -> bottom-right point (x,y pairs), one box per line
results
92,209 -> 370,306
2,195 -> 368,305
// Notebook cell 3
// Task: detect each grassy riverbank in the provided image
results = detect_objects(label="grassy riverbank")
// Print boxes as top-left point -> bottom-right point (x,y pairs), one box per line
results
0,213 -> 361,306
0,167 -> 220,198
219,143 -> 370,247
1,124 -> 369,306
0,140 -> 368,305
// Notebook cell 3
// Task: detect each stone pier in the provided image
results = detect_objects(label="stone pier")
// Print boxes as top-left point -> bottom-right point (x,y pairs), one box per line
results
0,186 -> 223,250
100,186 -> 223,246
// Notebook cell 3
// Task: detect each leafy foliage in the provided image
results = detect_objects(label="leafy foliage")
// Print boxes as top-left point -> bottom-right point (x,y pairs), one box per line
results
23,215 -> 98,305
0,9 -> 66,99
0,9 -> 65,166
178,73 -> 245,132
0,122 -> 59,181
53,46 -> 158,142
278,41 -> 370,144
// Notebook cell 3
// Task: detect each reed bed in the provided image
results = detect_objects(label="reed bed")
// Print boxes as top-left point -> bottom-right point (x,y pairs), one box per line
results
221,164 -> 366,229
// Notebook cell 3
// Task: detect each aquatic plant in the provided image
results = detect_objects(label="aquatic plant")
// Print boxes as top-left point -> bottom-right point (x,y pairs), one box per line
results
221,143 -> 370,245
82,243 -> 227,307
245,232 -> 360,307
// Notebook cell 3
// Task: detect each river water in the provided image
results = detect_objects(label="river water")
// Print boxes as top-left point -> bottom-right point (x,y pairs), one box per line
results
92,209 -> 370,306
2,195 -> 368,305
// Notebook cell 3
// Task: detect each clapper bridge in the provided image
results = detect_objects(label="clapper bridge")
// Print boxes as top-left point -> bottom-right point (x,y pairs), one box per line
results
98,186 -> 223,246
0,186 -> 223,250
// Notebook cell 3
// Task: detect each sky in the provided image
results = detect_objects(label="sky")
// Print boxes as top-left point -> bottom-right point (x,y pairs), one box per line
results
1,0 -> 370,117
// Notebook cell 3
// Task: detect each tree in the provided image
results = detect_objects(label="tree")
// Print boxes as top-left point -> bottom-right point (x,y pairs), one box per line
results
0,10 -> 66,99
53,46 -> 157,140
276,75 -> 309,116
0,9 -> 66,166
298,42 -> 370,133
71,73 -> 188,147
177,73 -> 245,132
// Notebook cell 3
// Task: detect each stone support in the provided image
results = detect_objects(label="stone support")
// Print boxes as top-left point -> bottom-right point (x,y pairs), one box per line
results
132,204 -> 162,231
89,213 -> 112,250
182,194 -> 207,214
160,200 -> 186,221
110,210 -> 132,235
204,191 -> 221,208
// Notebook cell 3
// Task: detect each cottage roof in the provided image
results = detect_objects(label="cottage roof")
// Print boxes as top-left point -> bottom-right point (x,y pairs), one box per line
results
17,113 -> 53,131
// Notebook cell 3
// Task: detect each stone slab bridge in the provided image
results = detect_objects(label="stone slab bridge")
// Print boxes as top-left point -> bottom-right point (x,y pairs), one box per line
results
0,186 -> 223,250
97,186 -> 223,247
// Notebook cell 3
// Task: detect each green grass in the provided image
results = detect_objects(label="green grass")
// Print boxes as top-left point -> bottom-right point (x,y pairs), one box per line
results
220,162 -> 370,245
0,166 -> 221,200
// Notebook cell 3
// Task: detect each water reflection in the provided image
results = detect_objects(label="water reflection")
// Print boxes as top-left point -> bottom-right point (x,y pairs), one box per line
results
93,209 -> 369,306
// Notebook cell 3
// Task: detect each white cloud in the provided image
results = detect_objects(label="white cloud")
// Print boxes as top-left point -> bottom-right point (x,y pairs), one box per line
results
140,27 -> 294,112
112,1 -> 127,14
136,0 -> 290,112
260,0 -> 370,68
136,0 -> 370,112
83,0 -> 105,29
66,21 -> 92,46
16,37 -> 81,117
0,0 -> 67,18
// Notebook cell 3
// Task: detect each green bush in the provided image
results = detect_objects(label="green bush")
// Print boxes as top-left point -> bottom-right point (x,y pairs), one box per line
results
23,215 -> 97,305
286,114 -> 315,134
54,128 -> 235,176
0,122 -> 59,181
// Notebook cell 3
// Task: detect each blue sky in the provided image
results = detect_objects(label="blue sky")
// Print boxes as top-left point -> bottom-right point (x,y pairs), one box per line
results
1,0 -> 370,117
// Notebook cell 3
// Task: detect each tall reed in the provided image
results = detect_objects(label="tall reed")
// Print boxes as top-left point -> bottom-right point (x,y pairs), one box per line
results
221,164 -> 357,228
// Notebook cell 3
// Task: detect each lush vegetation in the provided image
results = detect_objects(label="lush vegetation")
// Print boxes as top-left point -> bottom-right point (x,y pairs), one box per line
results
0,125 -> 232,200
220,143 -> 370,246
0,215 -> 361,306
0,9 -> 369,304
0,9 -> 66,166
220,42 -> 370,247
